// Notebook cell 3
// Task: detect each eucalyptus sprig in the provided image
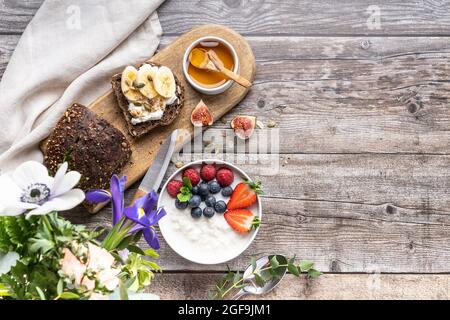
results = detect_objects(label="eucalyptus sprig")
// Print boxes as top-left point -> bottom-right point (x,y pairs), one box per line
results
210,255 -> 321,300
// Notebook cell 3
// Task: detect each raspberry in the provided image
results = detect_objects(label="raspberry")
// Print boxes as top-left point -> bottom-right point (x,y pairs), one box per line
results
167,180 -> 183,198
183,168 -> 201,186
200,164 -> 216,181
216,168 -> 234,187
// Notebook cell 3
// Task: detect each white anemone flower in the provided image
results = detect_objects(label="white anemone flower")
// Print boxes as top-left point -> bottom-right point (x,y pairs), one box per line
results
0,161 -> 85,218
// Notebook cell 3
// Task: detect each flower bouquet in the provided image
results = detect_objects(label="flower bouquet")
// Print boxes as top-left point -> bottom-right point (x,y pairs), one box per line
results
0,161 -> 166,300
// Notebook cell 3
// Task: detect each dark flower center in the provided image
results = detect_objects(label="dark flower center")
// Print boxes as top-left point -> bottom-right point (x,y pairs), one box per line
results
21,183 -> 51,204
30,189 -> 41,198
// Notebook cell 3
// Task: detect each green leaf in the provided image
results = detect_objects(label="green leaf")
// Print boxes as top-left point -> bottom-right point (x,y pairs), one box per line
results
270,255 -> 280,270
299,261 -> 314,272
308,269 -> 322,279
29,239 -> 54,254
127,244 -> 145,256
57,292 -> 80,300
0,283 -> 10,297
119,281 -> 129,300
245,180 -> 263,195
183,177 -> 193,190
254,273 -> 266,287
177,192 -> 191,202
225,271 -> 235,282
144,248 -> 159,258
117,234 -> 134,250
232,271 -> 241,284
251,257 -> 257,272
235,284 -> 249,289
35,286 -> 46,300
251,217 -> 261,230
288,263 -> 300,277
56,278 -> 63,295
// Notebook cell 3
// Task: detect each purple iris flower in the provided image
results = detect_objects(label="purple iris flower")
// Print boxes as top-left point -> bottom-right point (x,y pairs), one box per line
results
86,175 -> 165,250
124,191 -> 166,250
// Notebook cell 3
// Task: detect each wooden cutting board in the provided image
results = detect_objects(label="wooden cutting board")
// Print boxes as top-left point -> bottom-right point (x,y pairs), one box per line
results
42,24 -> 256,213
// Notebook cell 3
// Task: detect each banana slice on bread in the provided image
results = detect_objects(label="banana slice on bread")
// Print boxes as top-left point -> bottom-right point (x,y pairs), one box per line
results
114,63 -> 183,137
137,64 -> 159,99
121,66 -> 147,102
153,66 -> 176,98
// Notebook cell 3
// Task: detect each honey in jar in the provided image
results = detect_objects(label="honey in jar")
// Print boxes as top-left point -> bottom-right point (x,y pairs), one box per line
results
188,41 -> 235,88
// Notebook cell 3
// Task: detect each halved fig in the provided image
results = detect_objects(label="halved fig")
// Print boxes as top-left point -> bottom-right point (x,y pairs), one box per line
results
231,115 -> 257,140
191,100 -> 213,127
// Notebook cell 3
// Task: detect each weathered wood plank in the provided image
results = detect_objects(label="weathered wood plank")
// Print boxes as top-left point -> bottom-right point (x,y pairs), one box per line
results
159,0 -> 450,36
0,0 -> 42,34
166,36 -> 450,154
3,36 -> 450,153
148,273 -> 450,300
0,35 -> 17,78
2,0 -> 450,36
65,154 -> 450,273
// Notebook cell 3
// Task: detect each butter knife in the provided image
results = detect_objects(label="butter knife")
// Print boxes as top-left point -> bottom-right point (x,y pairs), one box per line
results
130,129 -> 182,204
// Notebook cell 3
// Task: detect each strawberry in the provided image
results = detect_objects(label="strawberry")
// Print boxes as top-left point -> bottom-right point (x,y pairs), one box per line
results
167,180 -> 184,198
183,168 -> 201,186
200,164 -> 216,181
227,180 -> 262,210
224,209 -> 260,233
216,168 -> 234,187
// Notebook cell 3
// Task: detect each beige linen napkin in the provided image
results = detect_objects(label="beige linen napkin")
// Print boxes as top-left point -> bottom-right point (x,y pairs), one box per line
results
0,0 -> 165,173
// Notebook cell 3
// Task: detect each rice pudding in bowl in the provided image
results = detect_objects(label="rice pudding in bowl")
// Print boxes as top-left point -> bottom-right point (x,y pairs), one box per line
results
158,160 -> 262,265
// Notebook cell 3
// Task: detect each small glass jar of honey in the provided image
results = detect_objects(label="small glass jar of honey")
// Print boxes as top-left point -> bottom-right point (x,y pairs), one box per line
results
183,36 -> 239,95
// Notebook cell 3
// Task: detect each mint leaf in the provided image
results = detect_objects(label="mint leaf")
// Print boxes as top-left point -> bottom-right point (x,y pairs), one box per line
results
183,177 -> 193,190
177,193 -> 191,202
180,186 -> 191,194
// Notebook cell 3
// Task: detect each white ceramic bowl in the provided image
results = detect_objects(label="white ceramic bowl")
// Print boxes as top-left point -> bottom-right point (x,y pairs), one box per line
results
158,159 -> 262,265
182,36 -> 239,95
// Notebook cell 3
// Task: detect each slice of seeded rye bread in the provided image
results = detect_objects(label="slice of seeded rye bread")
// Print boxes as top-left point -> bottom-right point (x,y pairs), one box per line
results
43,103 -> 132,210
111,62 -> 185,138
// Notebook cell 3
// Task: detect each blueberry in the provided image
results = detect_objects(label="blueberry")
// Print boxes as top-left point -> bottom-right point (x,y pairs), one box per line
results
205,195 -> 216,207
214,200 -> 227,214
198,182 -> 209,196
221,186 -> 233,197
201,194 -> 208,201
191,207 -> 202,218
192,186 -> 199,195
203,207 -> 215,218
208,181 -> 221,194
188,195 -> 201,208
175,198 -> 188,210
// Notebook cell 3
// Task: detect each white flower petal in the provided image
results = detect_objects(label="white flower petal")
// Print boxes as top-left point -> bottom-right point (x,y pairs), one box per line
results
52,171 -> 81,197
0,201 -> 39,216
0,173 -> 22,204
12,161 -> 53,189
25,189 -> 85,218
53,162 -> 68,188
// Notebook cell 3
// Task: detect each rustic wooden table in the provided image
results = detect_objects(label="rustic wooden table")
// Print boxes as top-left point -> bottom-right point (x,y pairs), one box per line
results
2,0 -> 450,299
